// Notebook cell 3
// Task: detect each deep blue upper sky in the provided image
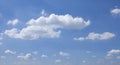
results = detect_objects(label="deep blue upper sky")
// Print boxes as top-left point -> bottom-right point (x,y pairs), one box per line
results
0,0 -> 120,65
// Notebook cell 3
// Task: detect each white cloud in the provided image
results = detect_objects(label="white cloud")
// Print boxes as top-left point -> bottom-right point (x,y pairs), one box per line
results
5,13 -> 90,40
107,49 -> 120,57
7,19 -> 19,25
17,53 -> 32,60
55,59 -> 61,63
74,32 -> 115,41
4,50 -> 16,54
74,37 -> 85,41
4,28 -> 20,39
41,9 -> 47,16
41,54 -> 48,58
4,26 -> 61,40
59,51 -> 70,56
27,14 -> 90,29
111,8 -> 120,15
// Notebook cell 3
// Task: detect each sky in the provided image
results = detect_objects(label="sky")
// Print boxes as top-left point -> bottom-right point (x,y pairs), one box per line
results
0,0 -> 120,65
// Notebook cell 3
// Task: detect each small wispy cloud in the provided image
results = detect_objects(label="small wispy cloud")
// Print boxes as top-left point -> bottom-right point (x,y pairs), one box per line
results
107,49 -> 120,57
111,8 -> 120,15
4,50 -> 16,54
7,19 -> 19,26
17,53 -> 32,60
41,9 -> 47,16
106,49 -> 120,59
59,51 -> 70,56
55,59 -> 62,63
74,32 -> 115,41
41,54 -> 48,58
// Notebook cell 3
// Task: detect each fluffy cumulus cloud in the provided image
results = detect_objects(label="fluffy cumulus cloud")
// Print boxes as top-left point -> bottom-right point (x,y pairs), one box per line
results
74,32 -> 115,41
4,50 -> 16,54
17,53 -> 32,60
111,8 -> 120,15
107,49 -> 120,57
4,13 -> 90,40
59,51 -> 70,56
7,19 -> 19,25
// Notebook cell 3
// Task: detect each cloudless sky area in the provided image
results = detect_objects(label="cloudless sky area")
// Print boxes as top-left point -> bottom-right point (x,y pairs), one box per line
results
0,0 -> 120,65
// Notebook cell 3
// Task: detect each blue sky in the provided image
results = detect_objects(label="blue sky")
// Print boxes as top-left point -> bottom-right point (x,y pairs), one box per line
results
0,0 -> 120,65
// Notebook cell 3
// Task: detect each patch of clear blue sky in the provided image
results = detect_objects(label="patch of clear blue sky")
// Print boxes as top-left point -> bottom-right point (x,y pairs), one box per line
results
0,0 -> 120,65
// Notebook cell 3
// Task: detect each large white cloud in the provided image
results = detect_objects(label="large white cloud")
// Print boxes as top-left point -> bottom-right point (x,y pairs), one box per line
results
74,32 -> 115,41
111,8 -> 120,15
17,53 -> 32,60
27,14 -> 90,29
4,50 -> 16,54
7,19 -> 19,25
4,26 -> 61,40
4,14 -> 90,40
